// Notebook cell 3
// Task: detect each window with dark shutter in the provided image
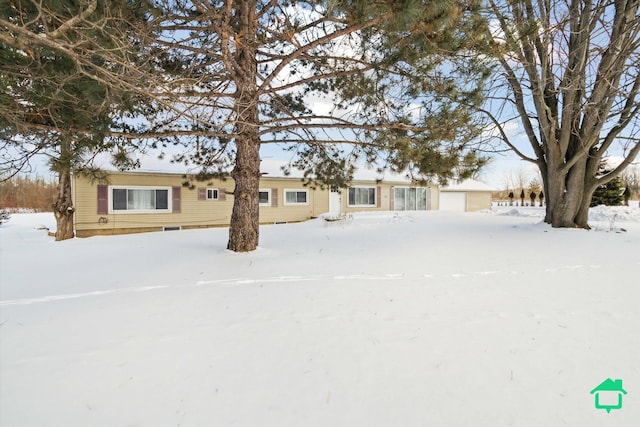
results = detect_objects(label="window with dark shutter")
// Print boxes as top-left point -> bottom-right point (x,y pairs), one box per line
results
109,187 -> 172,212
206,188 -> 219,200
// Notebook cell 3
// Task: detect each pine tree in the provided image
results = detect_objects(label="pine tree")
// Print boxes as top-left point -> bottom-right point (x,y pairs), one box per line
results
150,0 -> 490,252
1,0 -> 158,240
590,163 -> 624,207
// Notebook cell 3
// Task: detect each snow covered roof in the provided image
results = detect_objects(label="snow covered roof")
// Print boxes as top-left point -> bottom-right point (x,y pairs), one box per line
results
107,156 -> 414,182
110,157 -> 490,188
441,179 -> 497,192
259,159 -> 416,183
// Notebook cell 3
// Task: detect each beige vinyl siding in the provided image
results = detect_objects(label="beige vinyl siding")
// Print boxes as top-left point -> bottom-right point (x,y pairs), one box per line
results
437,190 -> 492,212
258,179 -> 329,223
342,182 -> 385,213
430,186 -> 439,210
465,192 -> 492,212
73,173 -> 234,237
73,172 -> 330,237
341,182 -> 437,213
73,171 -> 434,237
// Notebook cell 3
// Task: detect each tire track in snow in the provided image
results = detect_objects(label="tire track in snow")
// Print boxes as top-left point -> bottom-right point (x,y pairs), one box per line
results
0,265 -> 602,306
0,285 -> 170,306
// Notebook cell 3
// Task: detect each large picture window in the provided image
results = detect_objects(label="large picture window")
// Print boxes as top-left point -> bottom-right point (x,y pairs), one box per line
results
284,189 -> 308,205
348,187 -> 376,207
111,187 -> 170,212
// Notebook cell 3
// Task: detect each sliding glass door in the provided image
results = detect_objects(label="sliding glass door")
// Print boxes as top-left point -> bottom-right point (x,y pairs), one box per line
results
394,187 -> 427,210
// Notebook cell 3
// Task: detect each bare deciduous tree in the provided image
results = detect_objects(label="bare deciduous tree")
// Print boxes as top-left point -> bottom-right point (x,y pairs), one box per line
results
480,0 -> 640,228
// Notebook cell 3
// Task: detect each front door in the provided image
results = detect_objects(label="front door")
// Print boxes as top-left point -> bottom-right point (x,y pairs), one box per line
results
329,190 -> 342,215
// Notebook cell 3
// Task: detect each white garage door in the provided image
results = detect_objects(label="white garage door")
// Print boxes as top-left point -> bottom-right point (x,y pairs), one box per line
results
439,192 -> 466,212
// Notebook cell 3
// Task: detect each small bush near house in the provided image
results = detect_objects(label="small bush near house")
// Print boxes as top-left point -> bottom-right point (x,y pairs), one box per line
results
0,209 -> 10,225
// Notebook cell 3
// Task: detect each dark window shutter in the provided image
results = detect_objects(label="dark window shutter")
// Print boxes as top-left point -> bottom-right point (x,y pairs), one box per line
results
219,189 -> 226,201
198,188 -> 206,201
376,186 -> 381,208
97,185 -> 108,214
271,188 -> 278,207
172,186 -> 181,213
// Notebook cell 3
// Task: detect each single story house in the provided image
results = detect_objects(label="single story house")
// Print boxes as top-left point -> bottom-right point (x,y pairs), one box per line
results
438,179 -> 496,212
72,170 -> 441,237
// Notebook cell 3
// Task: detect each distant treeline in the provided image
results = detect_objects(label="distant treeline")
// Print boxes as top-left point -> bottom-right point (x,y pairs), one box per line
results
0,176 -> 57,212
492,166 -> 640,203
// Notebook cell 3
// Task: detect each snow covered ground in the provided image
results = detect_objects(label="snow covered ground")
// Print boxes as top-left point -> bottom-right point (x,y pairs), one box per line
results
1,205 -> 639,426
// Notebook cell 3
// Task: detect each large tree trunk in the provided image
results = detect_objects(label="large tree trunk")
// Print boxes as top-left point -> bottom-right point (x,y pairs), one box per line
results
542,158 -> 594,229
574,155 -> 601,227
542,149 -> 583,229
227,0 -> 260,252
227,131 -> 261,252
53,168 -> 74,241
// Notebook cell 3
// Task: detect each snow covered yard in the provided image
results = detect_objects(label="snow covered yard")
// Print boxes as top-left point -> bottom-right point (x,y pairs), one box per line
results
1,206 -> 639,426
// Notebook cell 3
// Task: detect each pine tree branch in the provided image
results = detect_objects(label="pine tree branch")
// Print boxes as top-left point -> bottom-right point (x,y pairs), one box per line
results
257,14 -> 390,97
48,0 -> 98,40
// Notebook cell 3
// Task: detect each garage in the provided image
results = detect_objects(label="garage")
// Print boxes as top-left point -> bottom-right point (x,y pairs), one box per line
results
439,191 -> 467,212
438,179 -> 496,212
